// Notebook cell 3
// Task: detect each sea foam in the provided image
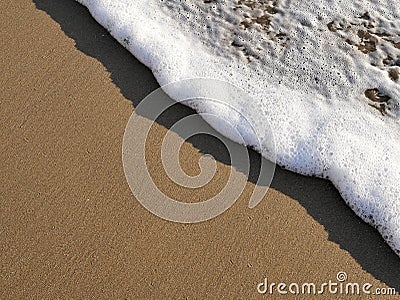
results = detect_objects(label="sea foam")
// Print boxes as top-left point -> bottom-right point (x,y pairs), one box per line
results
76,0 -> 400,255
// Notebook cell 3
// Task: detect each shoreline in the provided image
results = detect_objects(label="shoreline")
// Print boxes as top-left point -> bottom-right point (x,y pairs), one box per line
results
1,0 -> 399,298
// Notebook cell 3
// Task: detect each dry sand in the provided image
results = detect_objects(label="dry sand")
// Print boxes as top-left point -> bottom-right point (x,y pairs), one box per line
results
1,0 -> 399,298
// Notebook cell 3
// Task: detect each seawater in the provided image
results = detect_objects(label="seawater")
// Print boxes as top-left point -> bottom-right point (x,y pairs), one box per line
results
77,0 -> 400,255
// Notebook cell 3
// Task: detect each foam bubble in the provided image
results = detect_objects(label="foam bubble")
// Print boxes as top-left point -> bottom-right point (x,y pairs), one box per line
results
77,0 -> 400,255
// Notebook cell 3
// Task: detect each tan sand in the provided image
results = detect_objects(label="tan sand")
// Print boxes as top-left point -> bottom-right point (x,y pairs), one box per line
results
1,0 -> 399,298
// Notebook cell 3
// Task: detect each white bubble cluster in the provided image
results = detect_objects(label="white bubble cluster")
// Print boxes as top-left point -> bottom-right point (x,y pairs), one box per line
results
77,0 -> 400,255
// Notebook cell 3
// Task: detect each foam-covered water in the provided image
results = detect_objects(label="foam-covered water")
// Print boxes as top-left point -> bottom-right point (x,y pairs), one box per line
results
76,0 -> 400,255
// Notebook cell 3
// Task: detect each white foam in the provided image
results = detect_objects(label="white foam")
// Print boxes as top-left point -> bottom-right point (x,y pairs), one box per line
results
76,0 -> 400,255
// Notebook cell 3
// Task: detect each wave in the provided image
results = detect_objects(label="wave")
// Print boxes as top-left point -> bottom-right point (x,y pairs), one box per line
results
76,0 -> 400,256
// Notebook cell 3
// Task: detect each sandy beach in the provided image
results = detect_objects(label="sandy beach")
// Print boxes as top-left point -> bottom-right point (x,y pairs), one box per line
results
1,0 -> 399,298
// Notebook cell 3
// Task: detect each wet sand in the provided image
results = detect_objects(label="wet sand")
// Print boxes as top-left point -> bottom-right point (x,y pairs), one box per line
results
1,0 -> 399,298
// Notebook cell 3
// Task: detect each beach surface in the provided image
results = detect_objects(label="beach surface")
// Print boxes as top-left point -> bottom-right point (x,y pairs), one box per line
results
1,1 -> 399,298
